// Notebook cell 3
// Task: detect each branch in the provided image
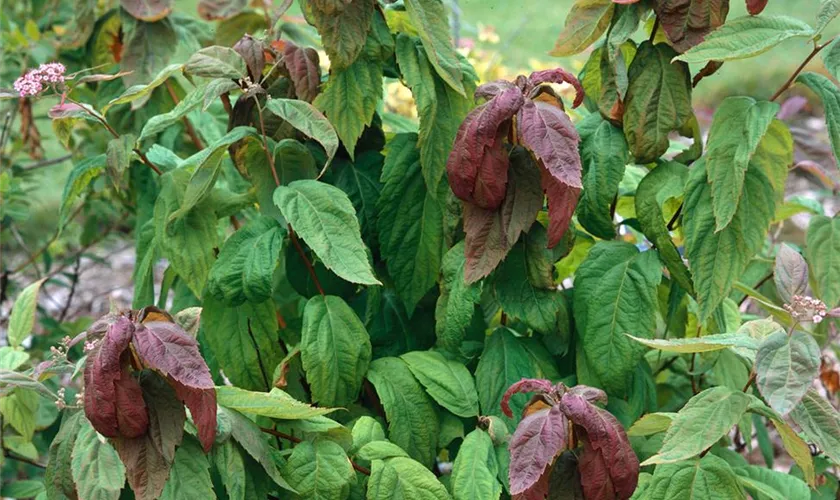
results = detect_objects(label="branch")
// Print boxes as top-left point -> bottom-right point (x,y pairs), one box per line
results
164,80 -> 205,150
770,37 -> 836,102
22,154 -> 72,170
259,427 -> 371,475
5,451 -> 46,469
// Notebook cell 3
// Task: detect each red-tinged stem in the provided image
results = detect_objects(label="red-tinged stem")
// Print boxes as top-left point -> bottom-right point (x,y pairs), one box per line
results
770,37 -> 836,102
164,80 -> 204,150
289,226 -> 325,296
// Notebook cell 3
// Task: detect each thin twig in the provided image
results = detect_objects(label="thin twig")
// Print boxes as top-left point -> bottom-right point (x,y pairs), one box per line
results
743,371 -> 757,393
164,81 -> 204,150
5,451 -> 46,469
770,37 -> 836,102
649,17 -> 660,44
666,203 -> 683,231
253,98 -> 280,185
9,225 -> 42,279
689,353 -> 699,395
58,257 -> 81,322
259,427 -> 371,475
21,154 -> 72,170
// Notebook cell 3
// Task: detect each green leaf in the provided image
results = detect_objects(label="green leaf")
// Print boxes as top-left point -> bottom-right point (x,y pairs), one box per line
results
356,441 -> 410,461
0,347 -> 29,371
0,388 -> 38,440
159,437 -> 214,499
220,407 -> 293,491
755,330 -> 820,415
366,357 -> 439,468
200,296 -> 284,391
683,159 -> 777,321
494,224 -> 563,334
367,457 -> 451,500
403,0 -> 466,96
154,170 -> 218,297
790,389 -> 840,465
624,41 -> 692,163
376,133 -> 445,315
435,242 -> 483,352
184,46 -> 247,79
301,295 -> 372,406
400,350 -> 479,418
330,151 -> 383,242
301,0 -> 373,70
805,214 -> 840,308
575,242 -> 662,394
71,419 -> 126,500
216,386 -> 335,419
634,161 -> 693,294
59,155 -> 106,229
735,465 -> 810,500
106,134 -> 135,190
642,387 -> 751,465
645,455 -> 746,499
283,440 -> 355,500
7,279 -> 45,348
274,179 -> 380,285
396,35 -> 474,194
350,416 -> 386,454
627,413 -> 676,437
577,115 -> 628,239
450,429 -> 502,500
475,328 -> 546,430
264,98 -> 340,172
674,15 -> 815,64
628,333 -> 760,354
207,216 -> 284,305
816,0 -> 840,34
106,63 -> 183,113
550,0 -> 615,57
139,84 -> 207,142
212,440 -> 246,500
119,16 -> 178,98
45,411 -> 84,499
1,480 -> 45,499
169,126 -> 258,224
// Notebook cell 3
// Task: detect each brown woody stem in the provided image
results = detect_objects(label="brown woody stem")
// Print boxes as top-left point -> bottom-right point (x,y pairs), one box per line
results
769,37 -> 835,102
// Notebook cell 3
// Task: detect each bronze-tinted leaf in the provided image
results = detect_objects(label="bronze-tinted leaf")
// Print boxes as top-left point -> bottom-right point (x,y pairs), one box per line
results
283,41 -> 322,102
528,68 -> 585,108
518,100 -> 582,189
500,378 -> 554,418
540,164 -> 581,248
121,0 -> 172,22
654,0 -> 731,53
508,405 -> 568,496
234,34 -> 265,81
746,0 -> 768,15
197,0 -> 247,20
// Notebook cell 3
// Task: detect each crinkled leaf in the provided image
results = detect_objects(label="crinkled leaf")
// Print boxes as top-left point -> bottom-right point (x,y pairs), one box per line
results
774,244 -> 809,304
184,46 -> 247,79
301,295 -> 372,406
121,0 -> 172,21
45,411 -> 84,499
577,115 -> 628,239
517,100 -> 582,189
376,133 -> 445,315
623,41 -> 692,163
500,379 -> 553,419
400,350 -> 479,418
642,387 -> 751,465
435,242 -> 483,351
645,455 -> 746,499
675,15 -> 815,64
540,163 -> 581,249
283,440 -> 355,500
755,330 -> 820,415
653,0 -> 730,52
301,0 -> 373,70
790,389 -> 840,465
274,179 -> 379,285
331,151 -> 383,242
403,0 -> 466,96
207,216 -> 284,305
283,41 -> 322,102
508,406 -> 567,496
366,357 -> 439,468
159,438 -> 214,499
367,456 -> 451,500
119,19 -> 178,98
550,0 -> 616,57
816,0 -> 840,34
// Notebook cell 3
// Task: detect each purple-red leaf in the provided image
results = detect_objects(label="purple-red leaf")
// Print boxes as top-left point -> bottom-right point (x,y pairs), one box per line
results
447,87 -> 524,209
746,0 -> 769,15
475,80 -> 517,101
654,0 -> 730,53
197,0 -> 247,20
133,321 -> 216,451
558,393 -> 639,500
234,35 -> 265,82
283,41 -> 322,102
568,385 -> 608,405
527,68 -> 584,108
509,405 -> 568,496
540,164 -> 580,248
84,317 -> 148,438
518,100 -> 582,189
463,203 -> 509,284
501,378 -> 554,418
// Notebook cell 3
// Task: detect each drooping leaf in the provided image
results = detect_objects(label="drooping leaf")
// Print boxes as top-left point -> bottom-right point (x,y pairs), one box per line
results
774,243 -> 809,304
396,34 -> 474,194
357,441 -> 411,461
500,379 -> 554,418
283,41 -> 322,102
105,64 -> 183,113
200,296 -> 283,391
403,0 -> 466,96
366,357 -> 439,468
704,97 -> 781,230
301,295 -> 372,406
550,0 -> 616,57
816,0 -> 840,34
119,18 -> 178,94
376,133 -> 444,315
216,386 -> 334,419
400,350 -> 479,418
159,437 -> 214,499
642,387 -> 751,465
133,321 -> 217,451
508,406 -> 568,497
540,163 -> 582,249
71,418 -> 126,500
674,15 -> 815,64
59,155 -> 107,229
283,440 -> 355,499
623,41 -> 692,163
207,217 -> 284,306
805,214 -> 840,308
576,115 -> 628,239
265,98 -> 340,171
274,179 -> 380,285
435,242 -> 483,352
517,100 -> 582,189
451,429 -> 502,500
627,332 -> 759,354
220,407 -> 292,491
184,45 -> 247,80
559,392 -> 639,499
790,389 -> 840,464
301,0 -> 373,70
494,224 -> 563,334
683,159 -> 777,321
653,0 -> 730,53
736,465 -> 810,500
7,278 -> 45,349
574,243 -> 662,394
645,455 -> 746,499
367,456 -> 451,500
45,411 -> 84,499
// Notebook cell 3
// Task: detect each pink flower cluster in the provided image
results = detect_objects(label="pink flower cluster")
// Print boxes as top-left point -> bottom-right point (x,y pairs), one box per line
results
13,62 -> 66,98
